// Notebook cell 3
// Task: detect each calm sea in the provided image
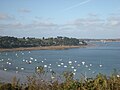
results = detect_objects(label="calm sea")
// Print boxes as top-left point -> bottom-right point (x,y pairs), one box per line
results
0,42 -> 120,79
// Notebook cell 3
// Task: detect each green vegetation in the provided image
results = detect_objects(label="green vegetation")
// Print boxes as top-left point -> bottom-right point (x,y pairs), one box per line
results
0,67 -> 120,90
0,36 -> 87,48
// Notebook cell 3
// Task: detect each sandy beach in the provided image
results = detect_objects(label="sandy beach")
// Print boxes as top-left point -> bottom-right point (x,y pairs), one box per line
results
0,45 -> 87,52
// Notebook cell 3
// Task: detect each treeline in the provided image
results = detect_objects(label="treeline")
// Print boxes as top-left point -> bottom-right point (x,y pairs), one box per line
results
0,36 -> 87,48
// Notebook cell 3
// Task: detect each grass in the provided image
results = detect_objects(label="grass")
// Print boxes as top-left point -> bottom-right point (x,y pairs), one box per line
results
0,67 -> 120,90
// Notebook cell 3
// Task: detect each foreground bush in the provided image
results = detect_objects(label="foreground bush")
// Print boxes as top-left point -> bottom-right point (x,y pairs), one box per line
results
0,69 -> 120,90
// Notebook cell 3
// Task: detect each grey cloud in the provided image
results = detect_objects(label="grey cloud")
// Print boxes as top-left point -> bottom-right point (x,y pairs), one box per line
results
60,14 -> 120,33
19,9 -> 31,13
1,14 -> 120,33
106,16 -> 120,27
0,21 -> 58,31
66,17 -> 104,28
0,13 -> 14,20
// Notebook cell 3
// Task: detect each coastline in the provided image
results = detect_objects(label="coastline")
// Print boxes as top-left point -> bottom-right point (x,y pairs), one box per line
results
0,45 -> 87,52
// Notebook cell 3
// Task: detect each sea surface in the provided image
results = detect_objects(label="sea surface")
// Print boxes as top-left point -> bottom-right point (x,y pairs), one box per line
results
0,42 -> 120,81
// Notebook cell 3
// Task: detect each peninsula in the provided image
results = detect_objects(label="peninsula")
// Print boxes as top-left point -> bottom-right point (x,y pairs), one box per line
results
0,36 -> 87,51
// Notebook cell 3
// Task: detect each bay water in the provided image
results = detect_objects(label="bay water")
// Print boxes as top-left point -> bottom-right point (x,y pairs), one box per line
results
0,42 -> 120,81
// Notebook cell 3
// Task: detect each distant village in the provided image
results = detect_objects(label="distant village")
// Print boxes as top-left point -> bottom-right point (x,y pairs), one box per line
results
80,39 -> 120,42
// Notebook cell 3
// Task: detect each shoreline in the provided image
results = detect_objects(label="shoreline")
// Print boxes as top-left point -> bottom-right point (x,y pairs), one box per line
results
0,45 -> 87,52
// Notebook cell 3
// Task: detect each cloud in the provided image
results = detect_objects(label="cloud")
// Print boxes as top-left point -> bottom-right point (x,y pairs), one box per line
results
0,20 -> 58,31
0,13 -> 120,38
64,0 -> 91,11
1,14 -> 120,31
0,13 -> 14,20
66,17 -> 104,28
105,15 -> 120,29
19,9 -> 31,13
88,13 -> 99,18
62,13 -> 120,32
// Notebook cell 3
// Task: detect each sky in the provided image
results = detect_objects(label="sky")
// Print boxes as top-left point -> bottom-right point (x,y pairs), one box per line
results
0,0 -> 120,39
